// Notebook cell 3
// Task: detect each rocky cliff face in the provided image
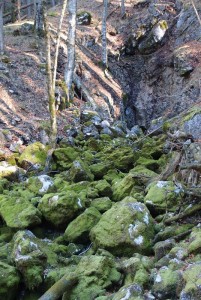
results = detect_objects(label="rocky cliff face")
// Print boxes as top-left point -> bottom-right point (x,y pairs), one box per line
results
111,0 -> 201,129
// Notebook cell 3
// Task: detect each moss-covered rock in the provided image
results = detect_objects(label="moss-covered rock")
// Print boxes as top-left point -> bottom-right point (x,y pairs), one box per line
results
93,179 -> 112,198
64,207 -> 101,243
38,191 -> 84,227
26,175 -> 54,195
112,284 -> 143,300
144,180 -> 183,214
154,224 -> 193,242
90,197 -> 155,256
53,147 -> 79,170
152,267 -> 182,299
69,160 -> 94,182
187,228 -> 201,255
63,255 -> 121,300
18,142 -> 47,170
0,194 -> 41,229
90,162 -> 111,179
154,239 -> 176,261
90,197 -> 113,213
0,261 -> 20,300
181,263 -> 201,299
112,166 -> 157,202
0,162 -> 22,180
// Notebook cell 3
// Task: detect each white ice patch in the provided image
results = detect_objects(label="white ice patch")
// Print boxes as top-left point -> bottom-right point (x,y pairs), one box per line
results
128,224 -> 139,239
49,195 -> 59,205
143,212 -> 149,225
77,198 -> 82,208
156,181 -> 168,188
38,175 -> 53,193
155,273 -> 162,283
129,202 -> 144,212
134,235 -> 143,245
29,241 -> 38,250
121,288 -> 131,300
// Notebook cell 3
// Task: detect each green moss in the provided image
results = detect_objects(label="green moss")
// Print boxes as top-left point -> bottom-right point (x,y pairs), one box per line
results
64,207 -> 101,243
90,197 -> 112,213
0,262 -> 20,300
69,160 -> 94,182
0,194 -> 41,229
53,147 -> 79,170
18,142 -> 47,169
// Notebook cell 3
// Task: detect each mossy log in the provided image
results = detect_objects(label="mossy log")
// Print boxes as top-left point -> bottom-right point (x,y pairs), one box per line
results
38,275 -> 78,300
165,203 -> 201,225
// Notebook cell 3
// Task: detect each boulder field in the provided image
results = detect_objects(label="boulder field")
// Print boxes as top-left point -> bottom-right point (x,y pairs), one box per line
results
0,106 -> 201,299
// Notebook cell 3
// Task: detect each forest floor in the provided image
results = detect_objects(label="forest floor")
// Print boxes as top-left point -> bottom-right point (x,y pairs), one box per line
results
0,0 -> 135,154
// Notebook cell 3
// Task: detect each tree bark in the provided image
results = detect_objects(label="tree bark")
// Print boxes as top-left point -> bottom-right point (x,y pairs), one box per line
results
38,275 -> 78,300
52,0 -> 68,90
0,2 -> 4,55
27,0 -> 32,18
44,5 -> 57,146
35,0 -> 44,35
64,0 -> 77,101
102,0 -> 108,68
17,0 -> 21,21
121,0 -> 125,17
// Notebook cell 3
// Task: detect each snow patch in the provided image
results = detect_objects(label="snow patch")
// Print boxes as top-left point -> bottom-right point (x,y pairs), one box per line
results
121,288 -> 131,300
143,212 -> 149,225
156,181 -> 168,188
77,198 -> 82,208
128,224 -> 139,239
38,175 -> 53,193
134,235 -> 143,245
155,273 -> 162,283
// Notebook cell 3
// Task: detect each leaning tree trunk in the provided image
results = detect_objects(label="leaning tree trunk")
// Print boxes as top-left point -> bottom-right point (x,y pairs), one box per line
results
27,0 -> 32,18
35,0 -> 44,35
17,0 -> 21,21
102,0 -> 108,68
64,0 -> 77,101
121,0 -> 125,17
0,1 -> 4,55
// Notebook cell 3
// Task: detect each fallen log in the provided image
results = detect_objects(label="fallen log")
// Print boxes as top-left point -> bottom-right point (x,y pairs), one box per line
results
38,275 -> 78,300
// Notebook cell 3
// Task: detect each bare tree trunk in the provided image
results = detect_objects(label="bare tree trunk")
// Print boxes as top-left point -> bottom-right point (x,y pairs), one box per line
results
102,0 -> 108,68
121,0 -> 125,17
53,0 -> 68,90
35,0 -> 44,35
51,0 -> 56,6
64,0 -> 77,101
191,0 -> 201,26
44,7 -> 57,146
27,0 -> 32,18
0,1 -> 4,55
17,0 -> 21,21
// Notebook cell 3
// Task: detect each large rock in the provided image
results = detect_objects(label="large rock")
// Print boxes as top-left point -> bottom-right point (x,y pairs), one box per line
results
144,180 -> 183,214
112,283 -> 143,300
38,191 -> 84,227
180,263 -> 201,300
90,197 -> 155,256
53,146 -> 79,170
64,207 -> 101,243
18,142 -> 47,170
0,194 -> 41,229
0,261 -> 20,300
69,160 -> 94,182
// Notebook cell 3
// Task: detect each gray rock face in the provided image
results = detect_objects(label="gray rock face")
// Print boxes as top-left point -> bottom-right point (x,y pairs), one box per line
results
183,114 -> 201,140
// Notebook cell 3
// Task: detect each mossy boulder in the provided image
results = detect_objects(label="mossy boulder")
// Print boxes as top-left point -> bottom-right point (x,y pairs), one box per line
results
93,179 -> 112,197
90,197 -> 155,256
53,147 -> 79,170
112,166 -> 157,202
26,175 -> 54,195
154,239 -> 176,261
112,284 -> 143,300
64,207 -> 101,243
0,178 -> 9,193
90,162 -> 111,179
152,267 -> 182,299
0,261 -> 20,300
187,228 -> 201,255
11,230 -> 47,289
90,197 -> 112,212
69,160 -> 94,182
63,255 -> 121,300
181,263 -> 201,299
38,191 -> 84,227
0,194 -> 41,229
154,224 -> 193,242
144,180 -> 183,214
0,162 -> 22,180
18,142 -> 47,170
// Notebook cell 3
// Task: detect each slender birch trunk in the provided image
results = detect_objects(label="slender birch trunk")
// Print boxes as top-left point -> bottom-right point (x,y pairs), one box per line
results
35,0 -> 44,35
27,0 -> 32,18
102,0 -> 108,68
44,6 -> 57,147
17,0 -> 21,21
52,0 -> 68,90
64,0 -> 77,101
51,0 -> 56,7
0,1 -> 4,55
121,0 -> 125,17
